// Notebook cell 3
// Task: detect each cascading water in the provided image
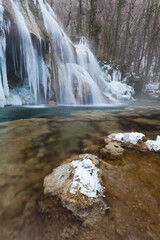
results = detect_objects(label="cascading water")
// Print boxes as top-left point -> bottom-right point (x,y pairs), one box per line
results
0,0 -> 134,107
10,0 -> 50,103
34,0 -> 107,105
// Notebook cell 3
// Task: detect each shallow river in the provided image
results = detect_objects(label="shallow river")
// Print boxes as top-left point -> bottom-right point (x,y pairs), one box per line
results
0,104 -> 160,240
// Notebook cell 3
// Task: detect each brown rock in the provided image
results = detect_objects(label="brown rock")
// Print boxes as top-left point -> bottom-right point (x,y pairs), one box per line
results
103,137 -> 152,154
48,101 -> 56,106
43,154 -> 109,224
100,138 -> 124,160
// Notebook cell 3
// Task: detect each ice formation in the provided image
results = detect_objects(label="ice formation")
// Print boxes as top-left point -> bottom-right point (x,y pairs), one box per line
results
105,81 -> 135,101
108,132 -> 145,144
0,0 -> 9,107
102,64 -> 135,101
70,156 -> 104,198
10,0 -> 50,103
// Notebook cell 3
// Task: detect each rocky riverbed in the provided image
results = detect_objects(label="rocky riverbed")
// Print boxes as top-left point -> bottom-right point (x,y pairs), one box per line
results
0,105 -> 160,240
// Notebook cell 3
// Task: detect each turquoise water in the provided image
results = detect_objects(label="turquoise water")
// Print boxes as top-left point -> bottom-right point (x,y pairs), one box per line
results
0,104 -> 126,122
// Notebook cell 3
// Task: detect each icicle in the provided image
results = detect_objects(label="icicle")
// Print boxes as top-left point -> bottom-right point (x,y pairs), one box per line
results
10,0 -> 48,103
0,0 -> 9,107
32,0 -> 37,6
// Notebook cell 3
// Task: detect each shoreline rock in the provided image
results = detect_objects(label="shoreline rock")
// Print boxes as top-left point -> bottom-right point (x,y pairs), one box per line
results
107,132 -> 160,153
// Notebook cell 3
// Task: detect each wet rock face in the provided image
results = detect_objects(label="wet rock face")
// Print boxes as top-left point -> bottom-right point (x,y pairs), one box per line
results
43,154 -> 109,224
6,23 -> 24,88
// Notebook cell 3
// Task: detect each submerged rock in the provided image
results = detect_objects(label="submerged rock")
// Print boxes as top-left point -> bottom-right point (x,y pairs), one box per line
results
100,138 -> 124,160
43,154 -> 109,224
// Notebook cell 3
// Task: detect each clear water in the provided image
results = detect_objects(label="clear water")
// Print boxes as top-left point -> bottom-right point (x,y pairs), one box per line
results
0,104 -> 126,122
0,105 -> 160,240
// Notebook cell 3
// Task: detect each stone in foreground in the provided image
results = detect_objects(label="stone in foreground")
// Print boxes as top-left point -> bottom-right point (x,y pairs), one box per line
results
43,154 -> 109,223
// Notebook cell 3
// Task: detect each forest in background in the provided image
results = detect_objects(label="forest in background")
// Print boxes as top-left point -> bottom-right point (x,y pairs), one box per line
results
51,0 -> 160,84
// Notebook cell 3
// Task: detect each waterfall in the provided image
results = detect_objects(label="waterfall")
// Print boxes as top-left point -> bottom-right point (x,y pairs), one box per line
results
10,0 -> 50,103
37,0 -> 107,105
0,0 -> 134,107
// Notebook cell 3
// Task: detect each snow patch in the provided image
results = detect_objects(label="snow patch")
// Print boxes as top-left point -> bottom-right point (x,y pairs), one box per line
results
70,156 -> 104,198
145,136 -> 160,152
108,132 -> 145,144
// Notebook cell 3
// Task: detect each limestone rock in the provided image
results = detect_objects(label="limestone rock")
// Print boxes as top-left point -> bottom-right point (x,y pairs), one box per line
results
105,133 -> 152,153
43,154 -> 109,224
48,101 -> 56,106
100,138 -> 124,160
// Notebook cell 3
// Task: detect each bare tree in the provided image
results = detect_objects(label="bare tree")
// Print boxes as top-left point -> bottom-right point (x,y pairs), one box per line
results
52,0 -> 160,82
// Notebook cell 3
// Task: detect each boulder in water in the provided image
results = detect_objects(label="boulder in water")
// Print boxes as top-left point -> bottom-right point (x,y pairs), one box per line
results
43,154 -> 109,224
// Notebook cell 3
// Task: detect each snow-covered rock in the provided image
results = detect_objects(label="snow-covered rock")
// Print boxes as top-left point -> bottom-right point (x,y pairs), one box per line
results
108,132 -> 160,153
70,159 -> 104,198
145,136 -> 160,152
108,132 -> 145,144
43,154 -> 108,222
